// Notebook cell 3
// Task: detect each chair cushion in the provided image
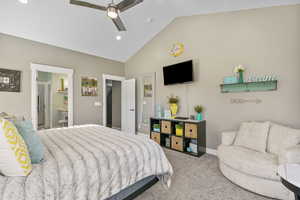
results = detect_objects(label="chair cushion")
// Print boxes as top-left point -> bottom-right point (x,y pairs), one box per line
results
234,121 -> 270,153
13,120 -> 44,164
267,123 -> 300,156
218,145 -> 279,181
0,118 -> 32,176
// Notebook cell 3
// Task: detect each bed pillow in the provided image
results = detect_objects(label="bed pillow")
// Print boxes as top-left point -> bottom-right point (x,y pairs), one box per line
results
234,121 -> 270,153
13,120 -> 44,164
0,118 -> 32,176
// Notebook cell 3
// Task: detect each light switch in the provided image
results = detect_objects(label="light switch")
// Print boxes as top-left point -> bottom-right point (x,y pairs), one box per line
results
94,102 -> 102,107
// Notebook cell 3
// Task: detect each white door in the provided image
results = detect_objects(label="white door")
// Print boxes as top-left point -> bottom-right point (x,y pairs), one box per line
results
121,79 -> 136,134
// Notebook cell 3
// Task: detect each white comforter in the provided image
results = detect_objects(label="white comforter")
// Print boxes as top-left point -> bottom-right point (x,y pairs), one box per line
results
0,125 -> 173,200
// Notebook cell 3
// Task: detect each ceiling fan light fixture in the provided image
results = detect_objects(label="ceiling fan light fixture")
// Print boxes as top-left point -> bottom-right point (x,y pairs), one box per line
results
18,0 -> 28,4
107,6 -> 118,19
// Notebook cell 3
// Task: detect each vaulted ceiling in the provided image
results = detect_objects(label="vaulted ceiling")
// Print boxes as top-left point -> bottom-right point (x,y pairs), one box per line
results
0,0 -> 299,62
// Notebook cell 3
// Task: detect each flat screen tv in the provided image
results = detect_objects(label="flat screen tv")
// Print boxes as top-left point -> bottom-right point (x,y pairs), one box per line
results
163,60 -> 193,85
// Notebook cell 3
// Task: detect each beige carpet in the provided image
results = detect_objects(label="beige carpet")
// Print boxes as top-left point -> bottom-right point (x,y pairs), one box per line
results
136,149 -> 271,200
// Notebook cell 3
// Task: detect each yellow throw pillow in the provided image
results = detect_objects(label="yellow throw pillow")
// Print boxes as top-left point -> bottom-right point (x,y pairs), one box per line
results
0,118 -> 32,176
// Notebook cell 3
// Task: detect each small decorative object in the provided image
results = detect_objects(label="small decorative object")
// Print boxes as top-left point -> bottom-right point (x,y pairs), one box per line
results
81,77 -> 98,96
153,124 -> 160,132
223,76 -> 238,84
175,124 -> 183,136
165,137 -> 171,148
156,104 -> 162,118
230,98 -> 262,104
60,78 -> 65,91
164,109 -> 171,119
190,115 -> 195,120
194,105 -> 203,121
170,42 -> 184,57
233,65 -> 246,83
189,142 -> 198,153
0,68 -> 21,92
143,77 -> 153,98
168,95 -> 179,119
64,96 -> 68,105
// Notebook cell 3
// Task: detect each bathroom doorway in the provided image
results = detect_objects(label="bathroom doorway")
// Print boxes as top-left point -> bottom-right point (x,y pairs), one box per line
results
31,64 -> 73,130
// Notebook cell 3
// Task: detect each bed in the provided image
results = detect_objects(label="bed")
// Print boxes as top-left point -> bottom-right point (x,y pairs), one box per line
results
0,125 -> 173,200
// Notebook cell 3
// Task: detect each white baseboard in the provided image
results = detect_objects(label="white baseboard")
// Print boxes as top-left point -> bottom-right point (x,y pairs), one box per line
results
206,148 -> 217,156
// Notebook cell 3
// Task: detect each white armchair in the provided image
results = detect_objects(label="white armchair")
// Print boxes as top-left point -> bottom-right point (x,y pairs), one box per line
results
218,122 -> 300,200
221,131 -> 236,146
280,145 -> 300,164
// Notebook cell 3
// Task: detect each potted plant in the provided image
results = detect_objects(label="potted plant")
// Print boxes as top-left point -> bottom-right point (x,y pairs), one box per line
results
194,105 -> 204,121
234,65 -> 246,83
168,95 -> 179,119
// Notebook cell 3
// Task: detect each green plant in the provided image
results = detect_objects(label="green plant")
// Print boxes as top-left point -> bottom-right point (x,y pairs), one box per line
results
194,105 -> 203,113
168,95 -> 179,104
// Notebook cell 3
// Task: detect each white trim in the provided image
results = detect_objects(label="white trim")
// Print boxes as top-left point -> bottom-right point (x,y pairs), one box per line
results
206,148 -> 218,156
102,74 -> 125,127
31,63 -> 74,130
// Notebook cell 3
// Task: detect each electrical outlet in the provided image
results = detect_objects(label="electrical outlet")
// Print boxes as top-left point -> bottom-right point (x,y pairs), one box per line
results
94,102 -> 102,107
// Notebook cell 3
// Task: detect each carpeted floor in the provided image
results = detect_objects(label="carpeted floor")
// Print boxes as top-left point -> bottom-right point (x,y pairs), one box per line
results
136,149 -> 272,200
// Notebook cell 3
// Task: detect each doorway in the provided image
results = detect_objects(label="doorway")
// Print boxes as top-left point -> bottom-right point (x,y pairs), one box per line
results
31,63 -> 74,130
105,80 -> 121,129
102,74 -> 136,134
37,81 -> 51,129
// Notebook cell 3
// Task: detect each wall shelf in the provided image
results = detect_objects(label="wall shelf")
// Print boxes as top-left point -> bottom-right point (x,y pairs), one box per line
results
220,80 -> 277,93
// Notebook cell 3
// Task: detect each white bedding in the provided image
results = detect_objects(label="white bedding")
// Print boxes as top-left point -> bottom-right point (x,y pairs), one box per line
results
0,125 -> 173,200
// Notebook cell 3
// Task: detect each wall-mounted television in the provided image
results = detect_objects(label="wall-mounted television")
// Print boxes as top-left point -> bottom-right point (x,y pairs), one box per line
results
163,60 -> 193,85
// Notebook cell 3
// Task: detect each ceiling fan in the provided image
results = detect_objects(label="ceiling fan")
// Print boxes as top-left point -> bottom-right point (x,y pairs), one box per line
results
70,0 -> 143,31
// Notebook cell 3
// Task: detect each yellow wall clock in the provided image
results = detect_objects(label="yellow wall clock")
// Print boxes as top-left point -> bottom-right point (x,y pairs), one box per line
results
170,43 -> 184,57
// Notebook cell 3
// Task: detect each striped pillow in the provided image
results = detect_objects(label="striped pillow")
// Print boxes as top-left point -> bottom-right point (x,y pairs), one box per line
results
0,118 -> 32,176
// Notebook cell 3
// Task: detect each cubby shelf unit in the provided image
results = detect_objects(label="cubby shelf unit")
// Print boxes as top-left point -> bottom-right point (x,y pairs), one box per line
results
150,117 -> 206,157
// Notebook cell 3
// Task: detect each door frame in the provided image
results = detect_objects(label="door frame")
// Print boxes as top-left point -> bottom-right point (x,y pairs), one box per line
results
102,74 -> 125,127
31,63 -> 74,130
37,81 -> 52,128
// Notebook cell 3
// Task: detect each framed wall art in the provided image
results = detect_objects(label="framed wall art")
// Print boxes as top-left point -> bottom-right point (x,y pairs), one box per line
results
81,77 -> 98,96
0,68 -> 21,92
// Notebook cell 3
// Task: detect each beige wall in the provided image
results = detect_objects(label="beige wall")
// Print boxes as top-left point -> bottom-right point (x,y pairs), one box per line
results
0,33 -> 125,125
125,5 -> 300,149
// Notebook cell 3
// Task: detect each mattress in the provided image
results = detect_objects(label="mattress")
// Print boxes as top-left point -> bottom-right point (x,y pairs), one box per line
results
0,125 -> 173,200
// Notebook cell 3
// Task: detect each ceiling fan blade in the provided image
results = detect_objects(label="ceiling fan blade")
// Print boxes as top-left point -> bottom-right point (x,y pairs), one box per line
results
116,0 -> 143,12
112,16 -> 127,31
70,0 -> 106,11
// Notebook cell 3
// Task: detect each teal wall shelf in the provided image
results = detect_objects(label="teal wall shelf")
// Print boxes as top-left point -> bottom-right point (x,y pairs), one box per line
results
220,80 -> 278,93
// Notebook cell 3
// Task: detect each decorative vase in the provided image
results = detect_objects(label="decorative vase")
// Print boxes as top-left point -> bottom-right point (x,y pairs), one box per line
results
238,71 -> 244,83
196,113 -> 203,121
170,103 -> 178,119
61,78 -> 65,91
